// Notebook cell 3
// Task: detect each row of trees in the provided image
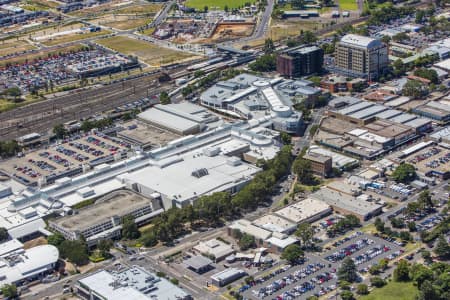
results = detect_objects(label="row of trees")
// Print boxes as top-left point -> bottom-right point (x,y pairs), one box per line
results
0,140 -> 21,158
393,259 -> 450,300
132,146 -> 294,246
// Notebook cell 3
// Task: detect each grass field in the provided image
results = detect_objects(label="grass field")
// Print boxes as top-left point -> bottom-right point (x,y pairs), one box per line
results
91,15 -> 151,30
20,0 -> 60,11
360,281 -> 419,300
114,4 -> 163,14
185,0 -> 251,10
269,20 -> 321,41
41,29 -> 111,46
96,36 -> 197,66
0,38 -> 36,56
339,0 -> 359,11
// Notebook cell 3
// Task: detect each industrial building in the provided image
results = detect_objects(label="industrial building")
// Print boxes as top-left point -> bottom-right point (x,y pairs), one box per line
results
412,101 -> 450,124
49,190 -> 164,246
210,268 -> 246,287
76,266 -> 191,300
310,187 -> 382,221
274,198 -> 332,224
0,243 -> 59,287
138,102 -> 220,135
335,34 -> 389,79
276,45 -> 324,78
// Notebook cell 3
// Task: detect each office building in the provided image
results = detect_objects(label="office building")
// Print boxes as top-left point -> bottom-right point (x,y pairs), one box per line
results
49,190 -> 164,246
277,45 -> 324,78
302,152 -> 332,177
335,34 -> 388,79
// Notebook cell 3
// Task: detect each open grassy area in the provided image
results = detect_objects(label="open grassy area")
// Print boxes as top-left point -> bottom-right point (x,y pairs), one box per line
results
269,20 -> 321,41
360,281 -> 419,300
41,29 -> 111,46
91,15 -> 151,30
0,38 -> 36,56
114,4 -> 163,14
96,36 -> 197,66
20,0 -> 60,11
185,0 -> 251,10
339,0 -> 359,11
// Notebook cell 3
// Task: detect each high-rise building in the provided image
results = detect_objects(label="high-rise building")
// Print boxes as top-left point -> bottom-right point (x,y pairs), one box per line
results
277,45 -> 324,78
335,34 -> 388,79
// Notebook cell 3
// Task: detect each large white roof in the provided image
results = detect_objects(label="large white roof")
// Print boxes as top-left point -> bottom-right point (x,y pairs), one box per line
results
340,34 -> 383,49
0,245 -> 59,286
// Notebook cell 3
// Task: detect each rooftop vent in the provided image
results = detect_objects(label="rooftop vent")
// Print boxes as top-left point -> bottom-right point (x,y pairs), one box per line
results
192,168 -> 209,178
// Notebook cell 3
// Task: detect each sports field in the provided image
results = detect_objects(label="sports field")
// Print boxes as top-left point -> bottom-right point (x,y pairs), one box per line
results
339,0 -> 359,11
185,0 -> 251,10
96,36 -> 197,66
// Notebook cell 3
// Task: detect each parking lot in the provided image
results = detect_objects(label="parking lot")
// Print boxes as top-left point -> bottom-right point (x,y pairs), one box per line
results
405,145 -> 450,177
2,132 -> 131,185
242,233 -> 403,299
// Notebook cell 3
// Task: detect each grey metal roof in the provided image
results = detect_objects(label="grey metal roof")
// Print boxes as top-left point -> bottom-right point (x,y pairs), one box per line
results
349,105 -> 388,119
185,256 -> 212,270
388,113 -> 417,124
338,101 -> 374,115
375,109 -> 403,120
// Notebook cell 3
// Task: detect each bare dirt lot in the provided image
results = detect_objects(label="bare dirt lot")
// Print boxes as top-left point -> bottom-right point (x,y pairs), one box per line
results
205,23 -> 255,43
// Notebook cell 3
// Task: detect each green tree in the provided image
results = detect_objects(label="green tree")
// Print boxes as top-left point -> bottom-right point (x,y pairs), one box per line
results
159,91 -> 171,105
295,223 -> 314,247
53,124 -> 68,139
417,280 -> 439,300
97,239 -> 113,257
122,215 -> 140,239
292,158 -> 314,185
393,259 -> 410,282
338,257 -> 358,282
392,163 -> 416,183
140,231 -> 158,247
58,239 -> 89,265
1,284 -> 17,299
263,38 -> 275,54
434,235 -> 450,259
0,227 -> 9,242
416,10 -> 426,24
402,80 -> 427,99
414,68 -> 439,84
374,217 -> 385,233
410,263 -> 433,289
47,233 -> 65,247
249,54 -> 276,72
280,132 -> 292,145
418,190 -> 434,211
239,233 -> 255,251
356,283 -> 369,295
370,276 -> 386,287
300,30 -> 317,44
4,87 -> 21,101
281,244 -> 304,264
291,0 -> 305,9
340,290 -> 355,300
309,124 -> 319,137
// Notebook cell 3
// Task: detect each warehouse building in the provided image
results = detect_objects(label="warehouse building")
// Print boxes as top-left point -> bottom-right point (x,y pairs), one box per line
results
274,198 -> 332,224
210,268 -> 246,287
335,34 -> 388,79
412,101 -> 450,124
276,45 -> 324,78
138,103 -> 220,135
49,190 -> 163,246
76,266 -> 191,300
311,187 -> 382,221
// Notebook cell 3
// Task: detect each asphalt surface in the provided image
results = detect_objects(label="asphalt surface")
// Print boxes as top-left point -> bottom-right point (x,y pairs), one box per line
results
241,232 -> 403,300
